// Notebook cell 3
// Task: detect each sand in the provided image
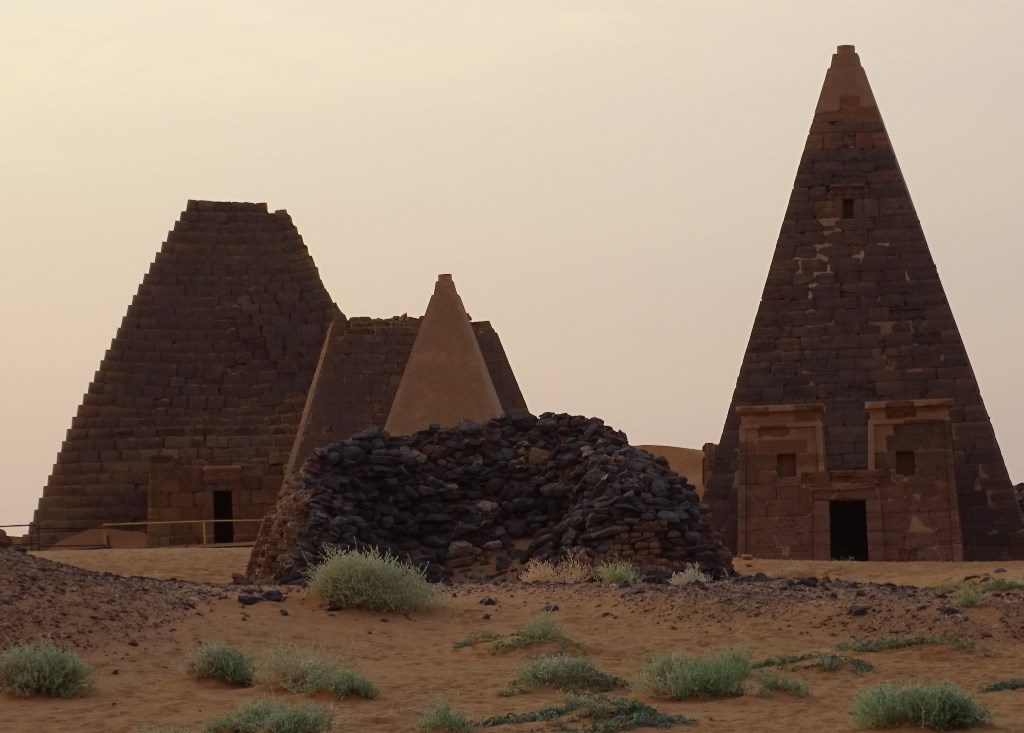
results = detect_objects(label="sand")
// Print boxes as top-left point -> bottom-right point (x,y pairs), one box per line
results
4,547 -> 1024,732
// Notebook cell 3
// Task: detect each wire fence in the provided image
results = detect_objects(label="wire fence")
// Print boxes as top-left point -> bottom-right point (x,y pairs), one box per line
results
1,518 -> 264,551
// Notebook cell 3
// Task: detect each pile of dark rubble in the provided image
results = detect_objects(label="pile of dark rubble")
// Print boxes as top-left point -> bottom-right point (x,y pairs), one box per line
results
248,412 -> 733,583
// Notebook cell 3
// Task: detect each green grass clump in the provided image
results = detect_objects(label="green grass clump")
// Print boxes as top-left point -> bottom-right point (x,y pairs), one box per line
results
955,582 -> 984,608
836,635 -> 974,653
479,692 -> 695,730
634,647 -> 751,700
0,641 -> 95,698
205,699 -> 333,733
755,671 -> 809,698
184,642 -> 254,687
135,729 -> 194,733
455,614 -> 581,655
754,650 -> 873,674
260,645 -> 377,699
515,655 -> 626,693
306,545 -> 433,613
416,697 -> 475,732
594,558 -> 643,586
850,682 -> 989,731
979,677 -> 1024,693
979,577 -> 1024,593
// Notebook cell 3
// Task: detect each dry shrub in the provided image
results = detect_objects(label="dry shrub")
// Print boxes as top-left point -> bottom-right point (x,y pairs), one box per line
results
668,563 -> 711,586
519,551 -> 593,584
0,641 -> 94,698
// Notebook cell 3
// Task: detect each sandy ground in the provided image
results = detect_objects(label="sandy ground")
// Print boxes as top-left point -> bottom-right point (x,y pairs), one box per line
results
4,548 -> 1023,732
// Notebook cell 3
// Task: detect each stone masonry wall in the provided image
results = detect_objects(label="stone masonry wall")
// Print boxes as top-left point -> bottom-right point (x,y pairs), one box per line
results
247,413 -> 733,583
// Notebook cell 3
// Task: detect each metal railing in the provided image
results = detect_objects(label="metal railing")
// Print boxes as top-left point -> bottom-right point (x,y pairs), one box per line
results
101,518 -> 265,547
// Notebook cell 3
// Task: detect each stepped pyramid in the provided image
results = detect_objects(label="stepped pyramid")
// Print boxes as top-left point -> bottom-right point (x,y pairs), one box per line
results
285,276 -> 527,475
703,46 -> 1024,561
32,201 -> 339,545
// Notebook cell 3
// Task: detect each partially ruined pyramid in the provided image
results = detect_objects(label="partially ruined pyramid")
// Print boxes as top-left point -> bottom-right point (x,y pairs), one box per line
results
704,46 -> 1024,561
284,311 -> 527,479
32,201 -> 339,545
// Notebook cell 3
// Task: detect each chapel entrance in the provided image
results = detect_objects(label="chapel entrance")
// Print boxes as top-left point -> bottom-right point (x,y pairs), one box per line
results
829,500 -> 868,560
212,490 -> 234,543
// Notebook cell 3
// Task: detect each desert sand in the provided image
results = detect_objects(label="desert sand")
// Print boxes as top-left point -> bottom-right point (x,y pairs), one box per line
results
2,547 -> 1023,732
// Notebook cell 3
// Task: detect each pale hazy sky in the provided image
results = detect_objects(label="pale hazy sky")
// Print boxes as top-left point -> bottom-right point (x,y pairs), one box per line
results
3,1 -> 1023,526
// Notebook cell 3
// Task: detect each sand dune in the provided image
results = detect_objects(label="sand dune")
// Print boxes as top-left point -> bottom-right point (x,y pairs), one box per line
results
4,547 -> 1024,732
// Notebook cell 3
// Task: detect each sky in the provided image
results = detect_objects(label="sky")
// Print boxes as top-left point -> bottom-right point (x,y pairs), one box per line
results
2,1 -> 1023,527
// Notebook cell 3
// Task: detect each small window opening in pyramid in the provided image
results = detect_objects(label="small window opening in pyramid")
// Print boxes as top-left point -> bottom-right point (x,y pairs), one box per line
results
895,451 -> 916,477
842,198 -> 854,218
776,453 -> 797,478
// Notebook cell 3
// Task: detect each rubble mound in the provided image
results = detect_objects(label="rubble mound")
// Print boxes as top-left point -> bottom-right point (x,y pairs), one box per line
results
248,413 -> 733,583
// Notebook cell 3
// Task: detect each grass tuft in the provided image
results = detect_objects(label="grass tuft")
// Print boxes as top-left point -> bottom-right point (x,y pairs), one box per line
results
955,582 -> 984,608
519,551 -> 594,584
416,697 -> 476,732
754,650 -> 873,674
514,655 -> 626,693
850,682 -> 989,731
305,545 -> 433,613
594,558 -> 643,586
836,635 -> 974,653
634,647 -> 751,700
979,577 -> 1024,593
755,671 -> 809,697
455,614 -> 581,654
184,642 -> 254,687
260,645 -> 377,699
479,692 -> 695,730
204,699 -> 333,733
979,678 -> 1024,693
668,563 -> 710,586
0,640 -> 95,698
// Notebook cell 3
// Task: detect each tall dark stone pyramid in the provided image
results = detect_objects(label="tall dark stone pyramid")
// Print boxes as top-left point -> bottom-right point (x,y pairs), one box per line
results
704,46 -> 1024,561
32,201 -> 339,545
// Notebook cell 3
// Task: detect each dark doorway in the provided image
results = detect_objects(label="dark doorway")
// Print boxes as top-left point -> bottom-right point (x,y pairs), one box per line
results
829,500 -> 868,560
212,490 -> 234,543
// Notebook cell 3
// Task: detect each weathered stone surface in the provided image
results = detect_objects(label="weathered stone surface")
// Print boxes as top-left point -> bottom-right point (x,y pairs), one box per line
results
247,413 -> 733,583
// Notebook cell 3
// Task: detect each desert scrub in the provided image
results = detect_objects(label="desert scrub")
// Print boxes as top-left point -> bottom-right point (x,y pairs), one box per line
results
519,551 -> 593,583
753,651 -> 873,674
755,670 -> 809,697
0,640 -> 95,698
184,642 -> 254,687
634,647 -> 751,700
514,655 -> 626,693
955,582 -> 984,608
305,545 -> 433,613
668,563 -> 710,586
594,558 -> 643,586
205,699 -> 334,733
836,635 -> 975,653
260,645 -> 377,699
416,697 -> 475,732
979,677 -> 1024,693
479,693 -> 695,729
850,682 -> 989,731
456,614 -> 580,654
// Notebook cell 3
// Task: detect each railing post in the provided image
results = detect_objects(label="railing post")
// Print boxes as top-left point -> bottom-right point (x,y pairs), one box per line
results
201,521 -> 207,545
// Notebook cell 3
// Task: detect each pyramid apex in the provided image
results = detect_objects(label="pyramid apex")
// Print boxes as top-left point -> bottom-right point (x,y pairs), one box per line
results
815,43 -> 877,114
384,274 -> 503,435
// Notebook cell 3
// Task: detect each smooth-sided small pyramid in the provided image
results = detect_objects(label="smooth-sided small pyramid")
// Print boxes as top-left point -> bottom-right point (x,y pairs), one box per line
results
384,274 -> 505,435
703,46 -> 1024,561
